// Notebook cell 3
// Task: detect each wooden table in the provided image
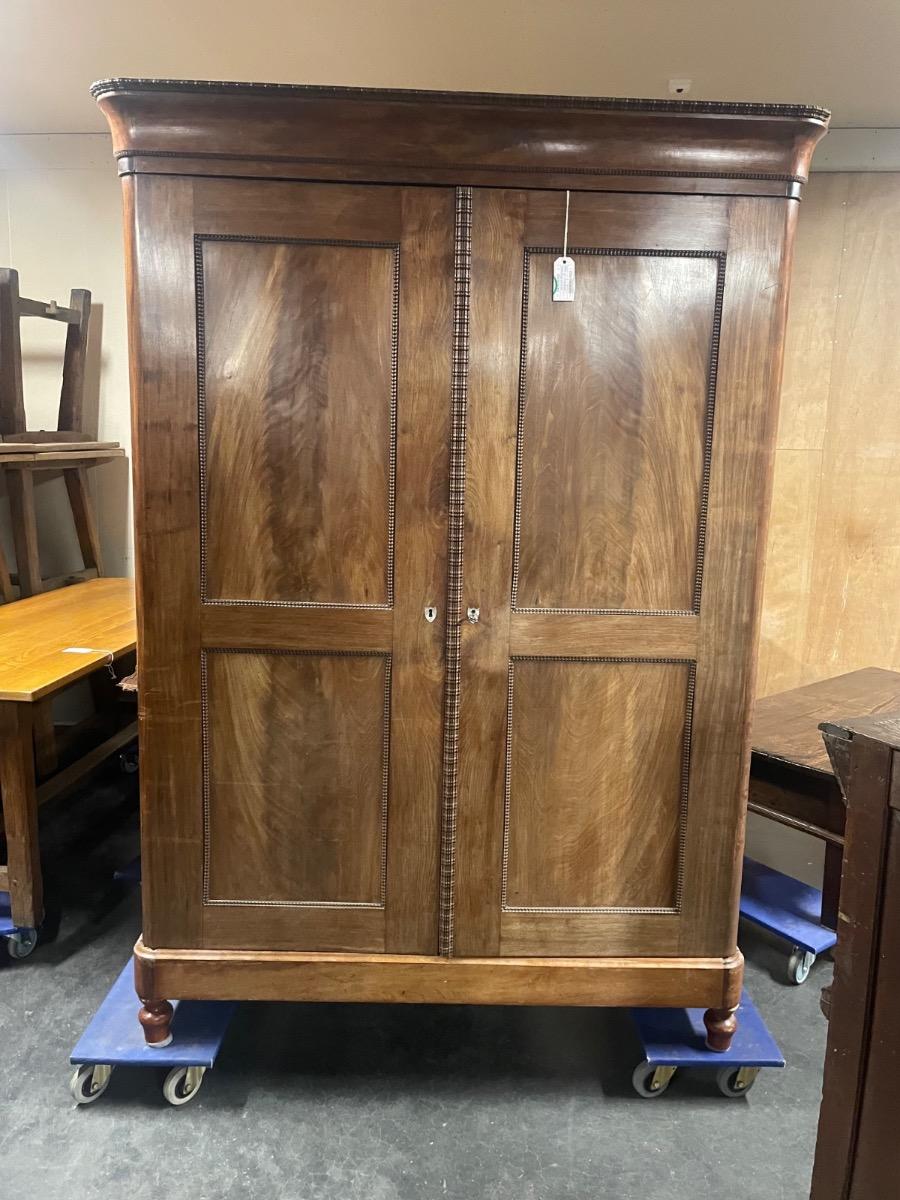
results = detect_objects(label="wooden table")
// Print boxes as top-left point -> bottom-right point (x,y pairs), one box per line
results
749,667 -> 900,929
0,577 -> 136,936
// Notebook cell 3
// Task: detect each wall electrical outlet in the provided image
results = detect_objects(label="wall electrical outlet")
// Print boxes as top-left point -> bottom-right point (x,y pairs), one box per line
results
668,79 -> 692,96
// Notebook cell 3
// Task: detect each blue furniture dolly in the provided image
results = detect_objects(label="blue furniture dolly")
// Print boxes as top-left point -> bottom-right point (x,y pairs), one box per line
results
740,857 -> 838,984
0,889 -> 38,959
69,958 -> 235,1106
631,989 -> 784,1098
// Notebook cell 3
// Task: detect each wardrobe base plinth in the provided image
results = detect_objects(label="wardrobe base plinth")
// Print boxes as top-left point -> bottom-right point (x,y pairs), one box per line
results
133,938 -> 743,1011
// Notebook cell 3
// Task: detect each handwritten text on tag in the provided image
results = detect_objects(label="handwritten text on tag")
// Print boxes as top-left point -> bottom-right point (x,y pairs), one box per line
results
552,256 -> 575,302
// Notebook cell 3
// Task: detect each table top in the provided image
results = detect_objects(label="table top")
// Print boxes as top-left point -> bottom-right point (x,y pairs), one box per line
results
752,667 -> 900,777
0,578 -> 135,702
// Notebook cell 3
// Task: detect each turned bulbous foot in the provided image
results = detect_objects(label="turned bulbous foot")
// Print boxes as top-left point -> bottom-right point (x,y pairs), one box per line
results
139,997 -> 174,1047
703,1005 -> 738,1053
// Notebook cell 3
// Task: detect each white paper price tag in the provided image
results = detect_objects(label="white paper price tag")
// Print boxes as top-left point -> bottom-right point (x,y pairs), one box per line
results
552,256 -> 575,302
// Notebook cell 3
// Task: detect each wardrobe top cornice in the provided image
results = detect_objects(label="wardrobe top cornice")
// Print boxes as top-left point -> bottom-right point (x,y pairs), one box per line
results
93,78 -> 830,197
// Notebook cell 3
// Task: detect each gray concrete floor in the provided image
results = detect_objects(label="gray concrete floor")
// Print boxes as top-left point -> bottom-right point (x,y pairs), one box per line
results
1,770 -> 830,1200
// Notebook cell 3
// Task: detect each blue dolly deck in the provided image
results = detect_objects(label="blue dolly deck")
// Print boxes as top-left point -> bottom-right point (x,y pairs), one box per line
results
740,856 -> 838,984
631,989 -> 784,1098
69,959 -> 235,1105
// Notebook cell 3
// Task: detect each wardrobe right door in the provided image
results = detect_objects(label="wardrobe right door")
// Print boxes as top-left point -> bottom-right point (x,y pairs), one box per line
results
450,187 -> 795,960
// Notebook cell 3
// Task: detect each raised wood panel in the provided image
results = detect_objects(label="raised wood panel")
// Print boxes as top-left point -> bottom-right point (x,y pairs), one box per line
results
204,650 -> 389,907
513,250 -> 722,614
200,237 -> 397,606
503,658 -> 692,913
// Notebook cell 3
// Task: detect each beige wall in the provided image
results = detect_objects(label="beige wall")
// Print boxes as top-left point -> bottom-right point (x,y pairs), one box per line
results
2,139 -> 898,704
758,172 -> 900,696
0,135 -> 131,581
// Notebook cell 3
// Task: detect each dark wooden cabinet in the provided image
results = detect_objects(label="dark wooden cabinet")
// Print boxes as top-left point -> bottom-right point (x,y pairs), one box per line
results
94,79 -> 828,1048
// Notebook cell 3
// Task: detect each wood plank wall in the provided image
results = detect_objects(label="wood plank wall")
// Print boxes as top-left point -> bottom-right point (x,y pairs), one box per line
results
758,173 -> 900,696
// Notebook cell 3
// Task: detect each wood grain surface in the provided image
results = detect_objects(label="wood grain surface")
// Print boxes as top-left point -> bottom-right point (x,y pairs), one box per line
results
201,237 -> 396,605
127,175 -> 453,953
101,85 -> 819,1017
453,188 -> 787,970
759,174 -> 900,696
504,658 -> 690,911
204,650 -> 389,907
0,577 -> 135,701
752,667 -> 900,774
134,936 -> 743,1009
95,80 -> 828,197
514,250 -> 720,613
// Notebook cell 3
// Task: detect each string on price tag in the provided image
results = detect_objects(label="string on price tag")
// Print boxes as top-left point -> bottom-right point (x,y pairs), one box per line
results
552,190 -> 575,302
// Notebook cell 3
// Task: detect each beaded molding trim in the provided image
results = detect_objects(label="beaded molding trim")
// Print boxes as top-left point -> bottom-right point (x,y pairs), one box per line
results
195,233 -> 399,610
500,656 -> 696,915
438,188 -> 473,958
201,647 -> 391,909
90,78 -> 830,121
510,247 -> 726,618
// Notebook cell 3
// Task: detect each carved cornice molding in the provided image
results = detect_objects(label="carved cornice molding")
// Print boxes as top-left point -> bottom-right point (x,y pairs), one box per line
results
91,78 -> 830,122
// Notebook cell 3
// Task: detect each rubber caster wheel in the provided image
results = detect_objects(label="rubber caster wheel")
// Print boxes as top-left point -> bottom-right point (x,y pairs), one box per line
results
787,947 -> 816,985
632,1063 -> 676,1098
70,1063 -> 113,1105
716,1066 -> 759,1098
119,750 -> 139,775
6,928 -> 38,959
162,1065 -> 206,1106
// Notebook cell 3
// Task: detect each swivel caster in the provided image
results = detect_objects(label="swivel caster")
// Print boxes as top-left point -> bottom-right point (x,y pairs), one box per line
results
716,1066 -> 759,1098
786,947 -> 816,985
631,1063 -> 677,1098
6,927 -> 38,960
119,749 -> 139,775
70,1063 -> 114,1105
162,1065 -> 206,1106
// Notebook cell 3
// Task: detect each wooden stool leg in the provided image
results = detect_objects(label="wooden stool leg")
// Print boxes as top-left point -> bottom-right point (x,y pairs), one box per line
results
0,701 -> 43,930
0,540 -> 13,604
64,467 -> 103,575
821,840 -> 843,932
6,468 -> 42,597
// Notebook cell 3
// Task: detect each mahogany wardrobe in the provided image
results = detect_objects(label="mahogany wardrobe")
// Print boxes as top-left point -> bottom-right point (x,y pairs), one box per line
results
94,79 -> 828,1051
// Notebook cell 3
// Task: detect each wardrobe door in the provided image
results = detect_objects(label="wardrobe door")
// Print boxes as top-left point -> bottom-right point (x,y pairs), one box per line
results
451,188 -> 794,959
128,176 -> 454,954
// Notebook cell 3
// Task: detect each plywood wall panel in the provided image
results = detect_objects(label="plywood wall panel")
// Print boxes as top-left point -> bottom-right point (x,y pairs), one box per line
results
776,175 -> 848,452
758,173 -> 900,696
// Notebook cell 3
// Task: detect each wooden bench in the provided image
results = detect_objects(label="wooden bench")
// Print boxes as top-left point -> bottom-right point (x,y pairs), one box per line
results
0,577 -> 136,941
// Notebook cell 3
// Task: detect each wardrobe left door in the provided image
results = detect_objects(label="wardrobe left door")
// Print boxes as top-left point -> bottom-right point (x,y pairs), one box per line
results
126,176 -> 454,955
